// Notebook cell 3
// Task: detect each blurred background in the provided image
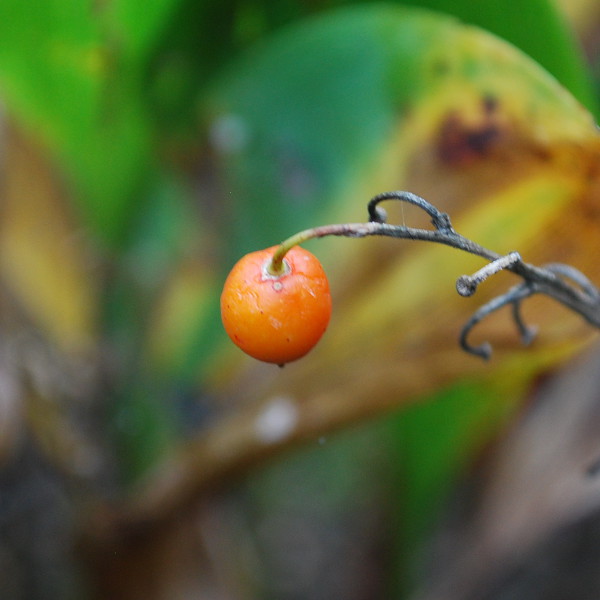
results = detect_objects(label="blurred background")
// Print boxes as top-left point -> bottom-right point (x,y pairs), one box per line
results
2,1 -> 600,598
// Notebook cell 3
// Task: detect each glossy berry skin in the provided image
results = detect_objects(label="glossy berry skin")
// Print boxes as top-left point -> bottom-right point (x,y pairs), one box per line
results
221,246 -> 332,364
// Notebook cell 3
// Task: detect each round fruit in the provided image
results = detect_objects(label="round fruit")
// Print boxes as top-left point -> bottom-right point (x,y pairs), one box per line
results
221,245 -> 332,364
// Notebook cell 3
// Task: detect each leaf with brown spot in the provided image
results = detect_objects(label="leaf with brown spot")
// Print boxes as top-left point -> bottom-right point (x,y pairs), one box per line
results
121,6 -> 600,524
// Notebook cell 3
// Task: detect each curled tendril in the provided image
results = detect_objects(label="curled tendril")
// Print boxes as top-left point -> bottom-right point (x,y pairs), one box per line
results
459,282 -> 538,359
274,191 -> 600,359
366,192 -> 600,359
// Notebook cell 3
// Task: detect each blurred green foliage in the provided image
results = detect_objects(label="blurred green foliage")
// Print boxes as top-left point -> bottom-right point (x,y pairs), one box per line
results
0,0 -> 596,597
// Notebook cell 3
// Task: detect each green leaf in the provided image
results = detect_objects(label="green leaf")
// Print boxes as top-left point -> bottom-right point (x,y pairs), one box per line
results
108,0 -> 181,63
0,1 -> 157,245
389,377 -> 525,594
398,0 -> 598,116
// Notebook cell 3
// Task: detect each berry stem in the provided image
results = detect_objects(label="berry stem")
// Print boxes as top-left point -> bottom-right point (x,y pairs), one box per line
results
267,229 -> 317,275
266,190 -> 600,358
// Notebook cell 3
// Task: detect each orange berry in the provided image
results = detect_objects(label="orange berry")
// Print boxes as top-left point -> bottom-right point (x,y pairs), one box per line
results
221,246 -> 332,364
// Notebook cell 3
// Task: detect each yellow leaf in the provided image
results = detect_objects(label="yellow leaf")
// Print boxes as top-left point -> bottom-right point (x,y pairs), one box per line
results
1,125 -> 98,354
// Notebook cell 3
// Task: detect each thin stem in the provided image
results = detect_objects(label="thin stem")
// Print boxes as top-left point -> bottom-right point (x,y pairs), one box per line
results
268,228 -> 319,275
544,263 -> 600,300
368,190 -> 456,233
456,252 -> 521,297
459,283 -> 536,359
267,190 -> 600,358
511,300 -> 538,345
269,191 -> 497,274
